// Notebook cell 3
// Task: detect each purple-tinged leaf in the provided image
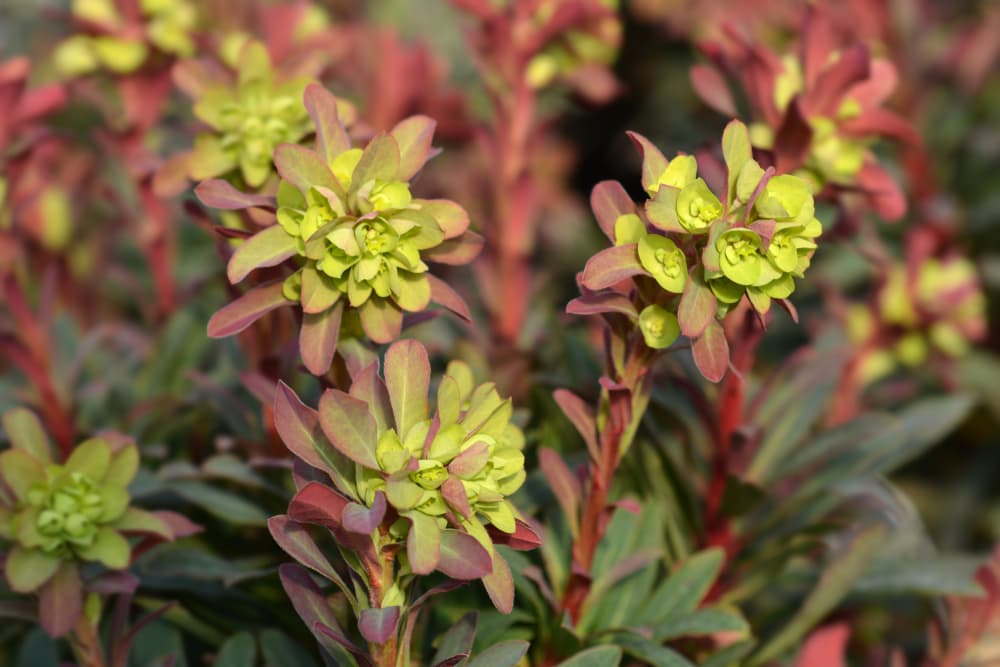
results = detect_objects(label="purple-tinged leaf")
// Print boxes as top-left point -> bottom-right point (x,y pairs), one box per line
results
318,389 -> 378,469
87,571 -> 139,595
300,302 -> 344,376
553,389 -> 599,464
342,491 -> 386,534
487,519 -> 541,551
539,448 -> 581,538
384,340 -> 431,436
692,320 -> 730,383
268,516 -> 349,596
777,298 -> 799,323
153,511 -> 202,538
566,292 -> 638,320
645,187 -> 686,233
279,564 -> 364,666
358,297 -> 403,343
428,275 -> 472,322
274,382 -> 327,471
423,232 -> 484,265
580,244 -> 644,290
448,441 -> 490,478
690,64 -> 736,116
275,143 -> 339,193
350,133 -> 401,197
677,274 -> 717,338
314,623 -> 374,667
482,549 -> 514,614
112,508 -> 173,540
438,530 -> 492,580
206,281 -> 293,338
349,365 -> 393,434
226,225 -> 297,283
38,562 -> 81,638
392,115 -> 438,180
431,612 -> 477,667
774,99 -> 813,175
590,180 -> 636,241
288,482 -> 349,531
415,199 -> 470,239
359,606 -> 400,644
405,511 -> 442,575
841,108 -> 919,144
626,131 -> 669,195
303,84 -> 350,164
808,45 -> 871,117
441,476 -> 471,518
195,179 -> 276,210
858,162 -> 906,221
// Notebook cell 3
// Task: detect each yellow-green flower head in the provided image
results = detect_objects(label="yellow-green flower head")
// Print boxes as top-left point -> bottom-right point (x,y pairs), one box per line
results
1,410 -> 147,593
204,85 -> 482,375
638,233 -> 686,293
639,304 -> 679,349
677,178 -> 723,233
188,41 -> 313,188
52,0 -> 198,77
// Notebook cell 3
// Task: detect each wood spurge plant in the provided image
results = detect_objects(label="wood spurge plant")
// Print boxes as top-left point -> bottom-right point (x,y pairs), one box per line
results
2,2 -> 1000,666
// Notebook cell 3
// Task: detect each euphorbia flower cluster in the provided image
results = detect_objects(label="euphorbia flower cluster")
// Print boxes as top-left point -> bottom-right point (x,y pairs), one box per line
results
0,408 -> 174,637
577,120 -> 822,380
53,0 -> 199,76
692,5 -> 918,221
270,340 -> 536,656
846,255 -> 986,383
200,84 -> 481,375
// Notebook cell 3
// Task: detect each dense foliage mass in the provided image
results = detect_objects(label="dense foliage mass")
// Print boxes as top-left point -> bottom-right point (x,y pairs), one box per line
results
1,0 -> 999,665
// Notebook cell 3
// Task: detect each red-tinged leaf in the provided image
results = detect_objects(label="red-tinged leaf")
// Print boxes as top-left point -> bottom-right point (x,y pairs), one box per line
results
794,623 -> 850,667
539,448 -> 581,538
392,115 -> 438,180
406,511 -> 441,575
846,59 -> 898,108
841,108 -> 919,144
807,45 -> 871,117
279,565 -> 366,665
195,179 -> 275,210
303,83 -> 350,164
858,162 -> 906,221
342,491 -> 386,534
206,281 -> 293,338
692,320 -> 730,383
428,274 -> 472,322
565,62 -> 622,105
268,516 -> 344,588
553,389 -> 599,464
448,441 -> 490,477
38,563 -> 81,638
580,244 -> 644,290
690,64 -> 736,116
274,381 -> 327,470
314,623 -> 372,666
227,225 -> 297,283
384,340 -> 430,436
416,199 -> 470,239
349,364 -> 393,432
423,232 -> 483,265
359,606 -> 400,644
566,292 -> 638,320
318,388 -> 378,469
800,4 -> 835,88
288,482 -> 350,530
87,571 -> 139,595
441,477 -> 471,518
16,84 -> 66,122
152,152 -> 191,198
777,298 -> 799,323
482,549 -> 515,614
626,131 -> 669,194
275,143 -> 340,194
774,99 -> 813,174
350,133 -> 401,197
488,519 -> 541,551
358,297 -> 403,343
678,273 -> 717,338
438,530 -> 492,580
590,180 -> 636,241
300,302 -> 344,376
152,511 -> 202,538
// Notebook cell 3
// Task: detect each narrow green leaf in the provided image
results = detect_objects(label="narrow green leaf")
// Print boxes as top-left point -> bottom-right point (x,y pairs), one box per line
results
556,646 -> 623,667
2,408 -> 51,463
227,225 -> 297,283
384,339 -> 430,437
